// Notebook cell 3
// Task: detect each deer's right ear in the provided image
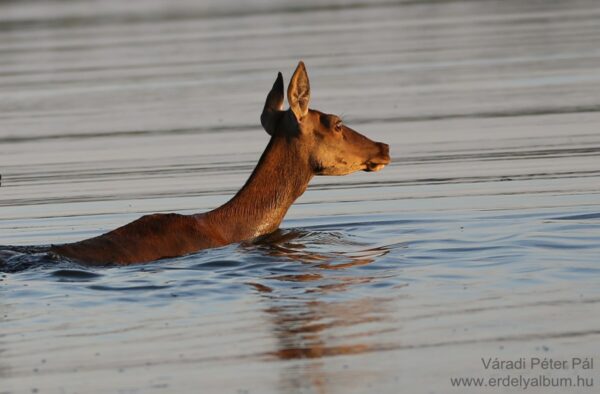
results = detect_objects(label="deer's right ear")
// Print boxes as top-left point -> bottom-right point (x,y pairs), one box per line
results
260,72 -> 284,136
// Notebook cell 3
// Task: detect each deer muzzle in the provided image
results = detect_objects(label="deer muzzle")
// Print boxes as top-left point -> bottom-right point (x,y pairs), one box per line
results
364,142 -> 391,172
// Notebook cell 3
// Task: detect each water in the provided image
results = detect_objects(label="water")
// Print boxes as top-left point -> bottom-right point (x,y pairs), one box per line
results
1,0 -> 600,393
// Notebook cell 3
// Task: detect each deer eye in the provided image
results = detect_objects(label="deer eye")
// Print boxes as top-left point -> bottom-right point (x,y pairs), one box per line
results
334,121 -> 343,132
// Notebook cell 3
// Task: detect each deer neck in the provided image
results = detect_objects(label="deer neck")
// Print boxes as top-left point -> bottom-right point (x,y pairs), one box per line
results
204,135 -> 313,243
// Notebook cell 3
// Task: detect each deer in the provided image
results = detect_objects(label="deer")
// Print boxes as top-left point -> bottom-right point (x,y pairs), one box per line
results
48,62 -> 390,266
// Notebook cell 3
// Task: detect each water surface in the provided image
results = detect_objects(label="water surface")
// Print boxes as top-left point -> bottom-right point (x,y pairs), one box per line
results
1,0 -> 600,393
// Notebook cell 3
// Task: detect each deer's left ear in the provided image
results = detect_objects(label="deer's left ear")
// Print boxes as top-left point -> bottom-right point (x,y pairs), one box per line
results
287,61 -> 310,121
260,72 -> 284,136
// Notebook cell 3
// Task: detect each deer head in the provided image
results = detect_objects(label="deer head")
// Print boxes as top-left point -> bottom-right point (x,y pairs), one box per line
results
261,62 -> 390,175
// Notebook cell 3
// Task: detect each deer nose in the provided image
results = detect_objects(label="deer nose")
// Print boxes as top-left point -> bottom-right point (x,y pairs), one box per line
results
377,142 -> 390,159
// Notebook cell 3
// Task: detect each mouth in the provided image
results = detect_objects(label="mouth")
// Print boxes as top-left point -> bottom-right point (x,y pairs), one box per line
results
364,158 -> 390,172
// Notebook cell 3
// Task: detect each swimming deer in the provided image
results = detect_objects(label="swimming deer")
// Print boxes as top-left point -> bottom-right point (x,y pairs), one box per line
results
50,62 -> 390,265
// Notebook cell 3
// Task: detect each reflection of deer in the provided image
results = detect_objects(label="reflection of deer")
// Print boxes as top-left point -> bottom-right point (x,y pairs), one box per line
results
51,62 -> 390,265
247,229 -> 393,353
245,232 -> 395,393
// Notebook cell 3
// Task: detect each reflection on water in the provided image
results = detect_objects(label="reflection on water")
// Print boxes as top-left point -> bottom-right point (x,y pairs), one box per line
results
1,0 -> 600,392
249,233 -> 387,394
249,229 -> 392,366
265,296 -> 391,394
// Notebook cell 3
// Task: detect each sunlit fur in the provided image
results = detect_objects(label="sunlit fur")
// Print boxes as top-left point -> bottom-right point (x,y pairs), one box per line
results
51,62 -> 390,265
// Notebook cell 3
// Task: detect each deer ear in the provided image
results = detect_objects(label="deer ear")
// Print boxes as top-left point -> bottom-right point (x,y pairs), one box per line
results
287,61 -> 310,121
260,72 -> 284,135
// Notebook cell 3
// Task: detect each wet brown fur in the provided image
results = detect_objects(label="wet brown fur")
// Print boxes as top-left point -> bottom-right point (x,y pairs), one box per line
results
51,62 -> 390,265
